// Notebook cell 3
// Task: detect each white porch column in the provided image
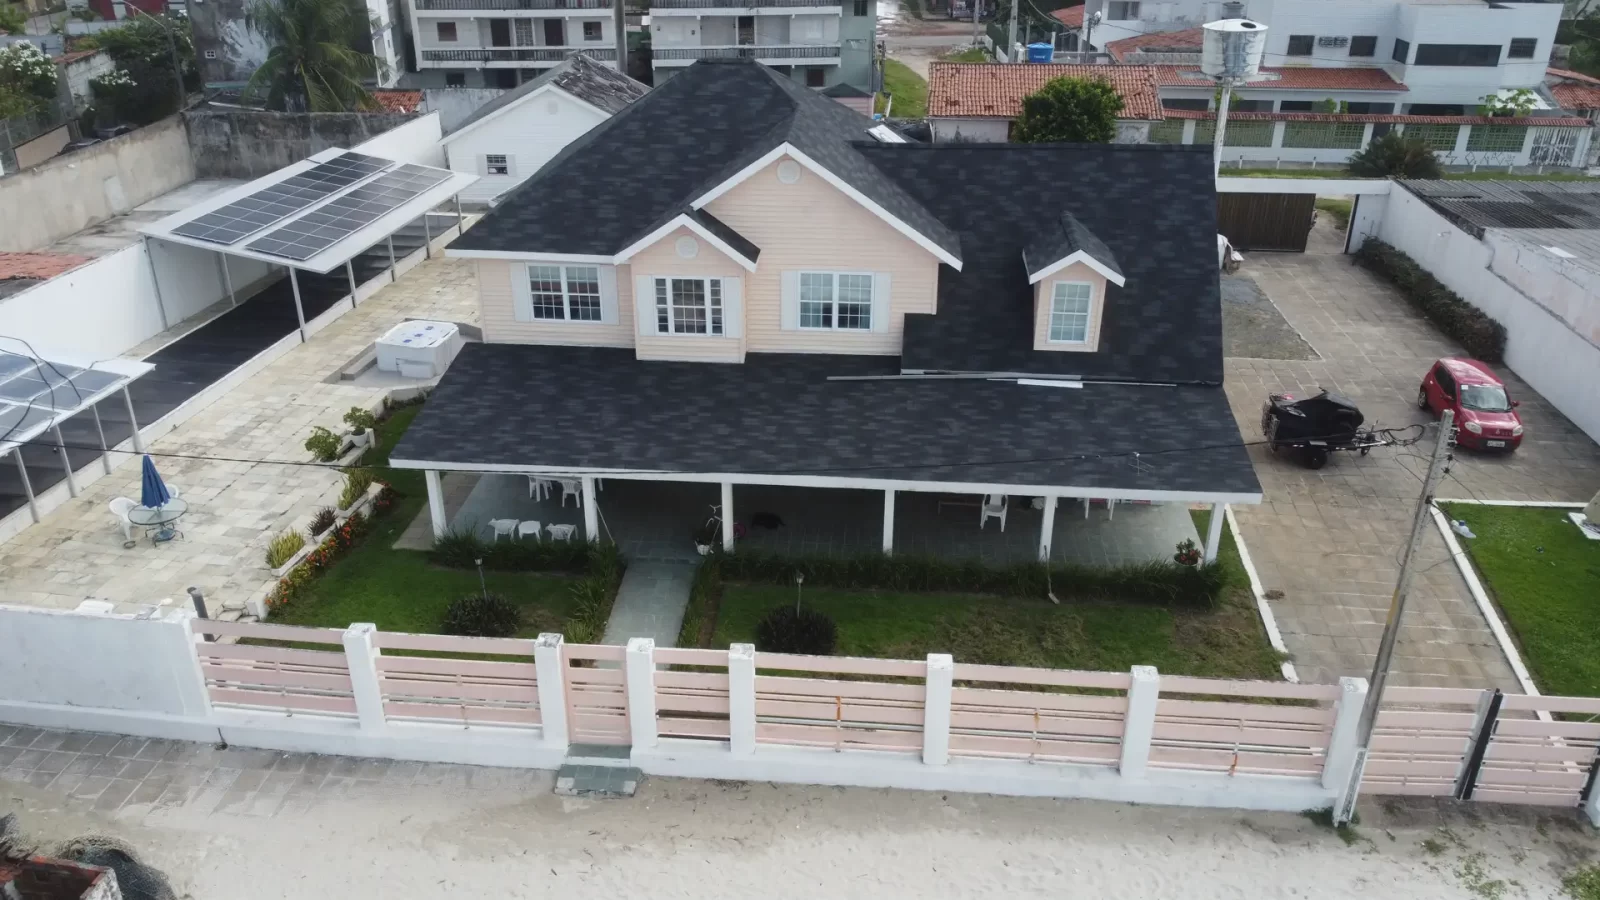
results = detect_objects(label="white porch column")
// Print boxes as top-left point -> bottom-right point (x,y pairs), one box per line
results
922,653 -> 953,765
582,475 -> 600,542
625,638 -> 658,749
1037,495 -> 1057,562
1118,665 -> 1160,778
342,623 -> 387,733
534,633 -> 569,750
728,642 -> 756,756
881,489 -> 895,555
721,480 -> 734,553
425,470 -> 447,540
1203,502 -> 1226,563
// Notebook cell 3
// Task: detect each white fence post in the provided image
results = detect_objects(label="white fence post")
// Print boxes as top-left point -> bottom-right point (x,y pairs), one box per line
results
1119,665 -> 1160,778
534,633 -> 569,750
923,653 -> 954,765
728,643 -> 756,756
1586,764 -> 1600,827
625,637 -> 658,750
1321,676 -> 1369,801
342,623 -> 387,733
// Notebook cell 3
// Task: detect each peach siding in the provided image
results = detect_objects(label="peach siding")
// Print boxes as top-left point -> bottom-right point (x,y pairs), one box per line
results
476,260 -> 634,347
627,225 -> 746,363
706,157 -> 941,356
1032,262 -> 1107,353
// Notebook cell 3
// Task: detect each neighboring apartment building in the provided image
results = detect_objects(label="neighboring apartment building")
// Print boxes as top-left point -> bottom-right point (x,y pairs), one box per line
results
389,59 -> 1261,565
406,0 -> 620,89
648,0 -> 878,93
439,52 -> 647,205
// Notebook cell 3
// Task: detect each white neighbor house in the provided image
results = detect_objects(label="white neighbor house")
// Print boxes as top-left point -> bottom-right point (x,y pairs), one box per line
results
439,53 -> 648,207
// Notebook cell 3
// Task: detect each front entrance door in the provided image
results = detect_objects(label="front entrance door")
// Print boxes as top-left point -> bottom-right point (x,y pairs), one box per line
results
544,18 -> 566,47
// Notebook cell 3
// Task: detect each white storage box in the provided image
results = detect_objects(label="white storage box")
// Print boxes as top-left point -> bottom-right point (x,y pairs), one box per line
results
375,320 -> 463,379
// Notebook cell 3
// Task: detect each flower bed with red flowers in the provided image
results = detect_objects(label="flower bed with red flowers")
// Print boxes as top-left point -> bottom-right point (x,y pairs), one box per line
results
267,485 -> 397,610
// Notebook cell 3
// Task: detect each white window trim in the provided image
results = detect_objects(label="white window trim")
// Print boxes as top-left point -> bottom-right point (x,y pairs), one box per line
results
484,153 -> 512,177
653,276 -> 726,336
1048,281 -> 1095,345
527,264 -> 605,323
796,270 -> 876,332
583,20 -> 604,41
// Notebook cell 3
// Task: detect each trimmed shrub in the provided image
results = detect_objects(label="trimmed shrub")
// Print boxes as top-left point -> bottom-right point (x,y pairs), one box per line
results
308,506 -> 337,536
432,529 -> 488,568
755,606 -> 838,655
1355,239 -> 1507,362
338,469 -> 374,510
305,426 -> 340,462
442,592 -> 520,637
265,529 -> 305,568
430,531 -> 608,575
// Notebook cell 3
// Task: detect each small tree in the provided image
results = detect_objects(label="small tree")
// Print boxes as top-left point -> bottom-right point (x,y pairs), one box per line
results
1012,76 -> 1123,144
1346,131 -> 1443,179
0,3 -> 26,35
1479,88 -> 1537,118
0,41 -> 59,118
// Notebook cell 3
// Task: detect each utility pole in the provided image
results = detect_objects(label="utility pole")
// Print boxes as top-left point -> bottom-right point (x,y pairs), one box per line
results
1212,78 -> 1234,178
971,0 -> 981,47
612,0 -> 628,73
1007,0 -> 1019,61
1334,409 -> 1455,826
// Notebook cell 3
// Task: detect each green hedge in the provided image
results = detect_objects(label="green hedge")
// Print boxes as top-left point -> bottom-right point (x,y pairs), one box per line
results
1354,239 -> 1507,362
713,549 -> 1228,609
430,529 -> 611,575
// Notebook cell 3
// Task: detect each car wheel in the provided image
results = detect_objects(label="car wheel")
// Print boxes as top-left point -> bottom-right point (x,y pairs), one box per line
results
1416,387 -> 1430,411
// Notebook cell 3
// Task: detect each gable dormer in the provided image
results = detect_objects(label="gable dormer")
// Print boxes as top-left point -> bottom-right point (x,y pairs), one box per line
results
1023,214 -> 1125,354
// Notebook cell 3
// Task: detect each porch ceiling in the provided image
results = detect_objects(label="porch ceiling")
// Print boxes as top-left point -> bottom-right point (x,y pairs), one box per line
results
389,344 -> 1263,501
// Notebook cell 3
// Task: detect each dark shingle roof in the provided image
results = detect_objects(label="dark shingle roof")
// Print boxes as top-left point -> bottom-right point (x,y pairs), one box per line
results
1401,180 -> 1600,238
688,208 -> 760,264
391,343 -> 1261,496
452,60 -> 959,262
864,143 -> 1222,382
445,52 -> 647,138
1023,212 -> 1123,282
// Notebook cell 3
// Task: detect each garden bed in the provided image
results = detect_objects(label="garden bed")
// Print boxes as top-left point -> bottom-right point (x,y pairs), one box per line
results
1438,502 -> 1600,697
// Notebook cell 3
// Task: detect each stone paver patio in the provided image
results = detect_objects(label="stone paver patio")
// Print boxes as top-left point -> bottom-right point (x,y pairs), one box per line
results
0,258 -> 479,615
1226,221 -> 1600,688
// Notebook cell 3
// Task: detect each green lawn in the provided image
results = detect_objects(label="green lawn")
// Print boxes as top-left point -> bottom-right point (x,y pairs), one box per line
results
942,47 -> 990,62
1315,197 -> 1352,230
878,59 -> 928,118
1439,503 -> 1600,697
700,510 -> 1282,678
268,403 -> 581,637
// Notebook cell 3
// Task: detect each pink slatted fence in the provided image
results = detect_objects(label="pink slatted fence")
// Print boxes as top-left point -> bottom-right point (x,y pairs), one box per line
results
371,632 -> 540,729
1363,686 -> 1482,797
753,653 -> 926,754
1473,694 -> 1600,807
946,664 -> 1130,765
1147,677 -> 1341,777
564,642 -> 630,745
191,620 -> 356,717
654,647 -> 731,742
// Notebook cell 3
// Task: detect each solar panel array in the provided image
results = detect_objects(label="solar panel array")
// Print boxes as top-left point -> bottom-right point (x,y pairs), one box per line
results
0,351 -> 129,449
170,153 -> 392,246
243,164 -> 453,261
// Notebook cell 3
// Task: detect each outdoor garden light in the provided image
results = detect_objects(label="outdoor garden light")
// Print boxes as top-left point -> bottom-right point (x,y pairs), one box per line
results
475,558 -> 487,600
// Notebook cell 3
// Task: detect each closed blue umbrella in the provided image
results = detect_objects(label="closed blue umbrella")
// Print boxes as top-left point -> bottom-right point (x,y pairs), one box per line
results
140,455 -> 171,509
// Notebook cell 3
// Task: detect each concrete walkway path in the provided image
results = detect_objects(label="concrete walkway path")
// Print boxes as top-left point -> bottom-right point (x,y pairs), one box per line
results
601,560 -> 698,647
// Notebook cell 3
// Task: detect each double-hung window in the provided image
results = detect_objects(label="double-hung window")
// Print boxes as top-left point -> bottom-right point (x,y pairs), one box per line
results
798,272 -> 873,330
527,265 -> 602,321
1049,282 -> 1093,344
484,154 -> 510,176
653,277 -> 724,335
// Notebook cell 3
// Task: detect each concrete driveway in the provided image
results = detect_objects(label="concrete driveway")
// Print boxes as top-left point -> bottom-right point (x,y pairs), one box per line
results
1224,222 -> 1600,689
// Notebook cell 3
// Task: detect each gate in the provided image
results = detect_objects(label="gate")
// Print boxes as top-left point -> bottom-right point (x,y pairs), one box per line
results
1217,193 -> 1317,252
563,642 -> 631,745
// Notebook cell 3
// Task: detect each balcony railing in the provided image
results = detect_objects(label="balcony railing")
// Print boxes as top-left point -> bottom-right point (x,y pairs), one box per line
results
414,0 -> 609,10
653,44 -> 841,60
652,0 -> 837,7
421,47 -> 618,62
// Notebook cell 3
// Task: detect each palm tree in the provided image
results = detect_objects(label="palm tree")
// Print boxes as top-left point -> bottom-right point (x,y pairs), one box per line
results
244,0 -> 381,112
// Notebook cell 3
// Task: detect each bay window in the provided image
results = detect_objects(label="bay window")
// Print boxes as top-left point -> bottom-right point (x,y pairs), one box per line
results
653,277 -> 724,335
798,271 -> 874,331
1049,282 -> 1093,344
527,265 -> 602,321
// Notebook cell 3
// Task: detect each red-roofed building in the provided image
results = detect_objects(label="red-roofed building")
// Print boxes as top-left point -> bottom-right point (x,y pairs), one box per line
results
926,62 -> 1164,142
1051,5 -> 1084,28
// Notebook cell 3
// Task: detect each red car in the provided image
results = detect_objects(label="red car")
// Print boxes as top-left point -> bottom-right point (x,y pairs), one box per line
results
1417,358 -> 1524,451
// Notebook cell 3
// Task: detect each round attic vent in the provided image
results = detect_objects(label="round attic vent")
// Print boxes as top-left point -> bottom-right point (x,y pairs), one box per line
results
676,236 -> 699,259
776,159 -> 802,184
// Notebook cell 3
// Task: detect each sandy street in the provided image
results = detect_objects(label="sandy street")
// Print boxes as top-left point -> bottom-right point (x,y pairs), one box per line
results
4,766 -> 1597,899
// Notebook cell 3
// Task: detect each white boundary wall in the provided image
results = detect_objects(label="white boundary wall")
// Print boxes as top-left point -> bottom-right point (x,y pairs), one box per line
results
351,113 -> 446,168
1377,186 -> 1600,443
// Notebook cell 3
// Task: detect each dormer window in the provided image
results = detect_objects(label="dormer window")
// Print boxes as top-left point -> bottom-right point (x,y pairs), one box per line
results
1049,282 -> 1093,344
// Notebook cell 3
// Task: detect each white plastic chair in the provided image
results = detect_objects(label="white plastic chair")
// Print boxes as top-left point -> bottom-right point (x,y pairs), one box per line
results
517,520 -> 542,541
527,476 -> 552,501
488,518 -> 519,542
558,479 -> 582,508
547,523 -> 577,541
109,497 -> 138,544
979,494 -> 1008,532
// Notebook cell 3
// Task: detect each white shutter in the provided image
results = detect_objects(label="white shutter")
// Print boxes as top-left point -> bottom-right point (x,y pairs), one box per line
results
780,270 -> 800,330
870,271 -> 891,333
480,154 -> 490,176
721,276 -> 742,338
509,263 -> 533,321
635,275 -> 657,336
598,265 -> 618,324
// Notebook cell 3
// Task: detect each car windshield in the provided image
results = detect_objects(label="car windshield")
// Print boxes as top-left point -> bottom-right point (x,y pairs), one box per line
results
1460,384 -> 1512,412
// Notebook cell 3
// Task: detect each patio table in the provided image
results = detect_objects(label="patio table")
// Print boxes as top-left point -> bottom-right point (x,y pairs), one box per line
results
129,498 -> 189,545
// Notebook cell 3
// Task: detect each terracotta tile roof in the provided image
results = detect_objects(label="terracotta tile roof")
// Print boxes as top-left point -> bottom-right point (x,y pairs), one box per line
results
1548,66 -> 1600,86
56,49 -> 100,65
1051,4 -> 1084,27
1152,64 -> 1406,91
1550,81 -> 1600,111
1162,108 -> 1585,126
926,62 -> 1164,120
0,252 -> 93,282
1106,27 -> 1204,62
372,90 -> 423,114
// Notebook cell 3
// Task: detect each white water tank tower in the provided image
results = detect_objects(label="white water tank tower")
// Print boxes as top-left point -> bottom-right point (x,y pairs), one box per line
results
1202,19 -> 1268,80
